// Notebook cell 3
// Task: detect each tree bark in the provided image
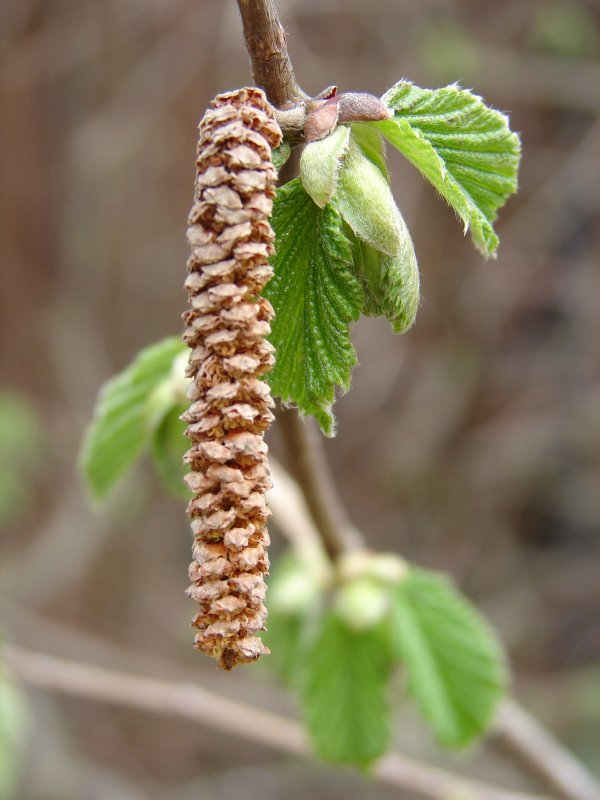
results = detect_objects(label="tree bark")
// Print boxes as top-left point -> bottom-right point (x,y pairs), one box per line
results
236,0 -> 307,107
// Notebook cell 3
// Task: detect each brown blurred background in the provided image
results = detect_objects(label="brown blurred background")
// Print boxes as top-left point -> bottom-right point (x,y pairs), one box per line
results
1,0 -> 599,797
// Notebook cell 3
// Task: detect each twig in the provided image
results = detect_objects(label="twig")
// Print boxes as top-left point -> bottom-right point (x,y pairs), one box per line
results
495,701 -> 600,800
268,456 -> 331,572
3,644 -> 548,800
277,407 -> 362,559
236,0 -> 307,107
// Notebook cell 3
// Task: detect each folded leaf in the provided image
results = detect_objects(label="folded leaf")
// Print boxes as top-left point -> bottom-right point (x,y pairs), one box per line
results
350,122 -> 389,179
335,138 -> 403,256
377,81 -> 520,256
353,203 -> 420,334
300,125 -> 350,208
391,568 -> 507,747
266,179 -> 363,435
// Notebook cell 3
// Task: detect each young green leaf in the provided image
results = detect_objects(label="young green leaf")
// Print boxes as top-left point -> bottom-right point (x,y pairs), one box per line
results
353,204 -> 420,334
350,122 -> 389,179
266,178 -> 363,435
272,140 -> 291,172
391,568 -> 507,748
262,609 -> 307,686
151,404 -> 189,499
300,125 -> 351,208
300,611 -> 392,767
376,81 -> 521,256
80,337 -> 186,501
335,138 -> 402,256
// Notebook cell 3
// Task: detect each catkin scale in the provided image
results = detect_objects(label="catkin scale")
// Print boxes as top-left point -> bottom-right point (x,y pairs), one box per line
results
182,88 -> 281,670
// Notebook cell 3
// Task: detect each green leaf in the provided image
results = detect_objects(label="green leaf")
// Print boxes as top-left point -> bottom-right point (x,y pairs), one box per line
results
300,611 -> 392,767
376,81 -> 521,256
300,125 -> 351,208
151,404 -> 189,499
272,141 -> 291,172
263,611 -> 306,685
335,138 -> 402,257
391,568 -> 507,748
350,123 -> 389,179
80,337 -> 186,501
266,178 -> 363,435
353,204 -> 420,334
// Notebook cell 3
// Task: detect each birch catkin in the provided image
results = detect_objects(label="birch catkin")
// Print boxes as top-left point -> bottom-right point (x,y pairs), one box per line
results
182,88 -> 282,670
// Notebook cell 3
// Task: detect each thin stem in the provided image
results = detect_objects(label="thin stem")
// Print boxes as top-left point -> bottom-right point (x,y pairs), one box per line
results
236,0 -> 307,107
277,406 -> 362,560
495,701 -> 600,800
4,644 -> 548,800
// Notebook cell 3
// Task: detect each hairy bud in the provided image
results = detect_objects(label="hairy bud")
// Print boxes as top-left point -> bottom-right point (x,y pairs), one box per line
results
182,88 -> 281,669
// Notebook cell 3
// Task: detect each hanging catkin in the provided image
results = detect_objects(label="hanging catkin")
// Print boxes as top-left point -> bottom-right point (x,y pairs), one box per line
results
182,88 -> 282,670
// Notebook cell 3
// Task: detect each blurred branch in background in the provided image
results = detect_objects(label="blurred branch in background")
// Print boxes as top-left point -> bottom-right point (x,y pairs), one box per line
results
3,644 -> 548,800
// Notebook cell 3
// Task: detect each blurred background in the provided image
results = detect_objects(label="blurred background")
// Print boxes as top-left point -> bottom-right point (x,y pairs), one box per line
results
1,0 -> 599,797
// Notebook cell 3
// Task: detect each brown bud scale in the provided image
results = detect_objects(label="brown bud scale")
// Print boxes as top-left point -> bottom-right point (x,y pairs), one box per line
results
183,88 -> 281,670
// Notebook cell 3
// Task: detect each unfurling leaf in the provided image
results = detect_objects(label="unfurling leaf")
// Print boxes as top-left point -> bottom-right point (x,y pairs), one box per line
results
350,122 -> 389,178
335,138 -> 402,256
300,611 -> 392,767
353,203 -> 420,334
300,125 -> 350,208
391,568 -> 507,748
79,337 -> 186,501
266,178 -> 363,435
376,81 -> 520,256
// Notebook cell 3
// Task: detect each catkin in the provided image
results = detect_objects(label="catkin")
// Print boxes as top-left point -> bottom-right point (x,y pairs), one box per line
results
182,88 -> 282,670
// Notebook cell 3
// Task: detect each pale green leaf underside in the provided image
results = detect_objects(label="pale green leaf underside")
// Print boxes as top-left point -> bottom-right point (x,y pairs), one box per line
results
300,125 -> 350,208
79,337 -> 186,501
335,138 -> 402,257
349,122 -> 389,180
391,568 -> 507,748
300,612 -> 391,766
377,81 -> 521,256
266,178 -> 363,435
